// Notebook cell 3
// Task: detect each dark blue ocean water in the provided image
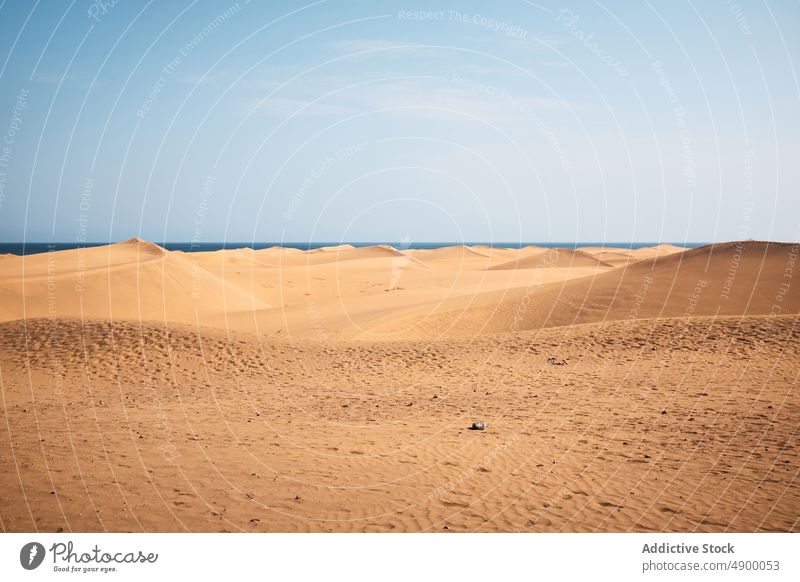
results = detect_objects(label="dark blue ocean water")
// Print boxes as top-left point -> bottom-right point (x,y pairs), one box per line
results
0,241 -> 708,256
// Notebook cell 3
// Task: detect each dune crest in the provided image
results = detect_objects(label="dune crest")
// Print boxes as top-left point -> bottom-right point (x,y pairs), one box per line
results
115,236 -> 168,256
488,248 -> 613,270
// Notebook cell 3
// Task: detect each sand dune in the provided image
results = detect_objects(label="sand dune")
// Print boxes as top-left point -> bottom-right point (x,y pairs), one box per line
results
635,243 -> 691,257
3,240 -> 797,341
313,244 -> 356,252
267,244 -> 424,267
489,248 -> 612,270
0,238 -> 270,324
408,245 -> 491,262
1,314 -> 796,532
365,240 -> 799,339
0,241 -> 622,335
579,247 -> 640,267
1,239 -> 797,533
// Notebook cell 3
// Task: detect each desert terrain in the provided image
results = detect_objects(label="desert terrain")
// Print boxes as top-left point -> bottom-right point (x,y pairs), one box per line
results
0,238 -> 798,532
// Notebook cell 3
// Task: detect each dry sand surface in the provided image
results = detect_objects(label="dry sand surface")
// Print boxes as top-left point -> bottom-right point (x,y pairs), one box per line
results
1,239 -> 798,532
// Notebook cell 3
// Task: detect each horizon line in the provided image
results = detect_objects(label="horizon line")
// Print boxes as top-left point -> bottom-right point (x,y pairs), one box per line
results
2,240 -> 718,245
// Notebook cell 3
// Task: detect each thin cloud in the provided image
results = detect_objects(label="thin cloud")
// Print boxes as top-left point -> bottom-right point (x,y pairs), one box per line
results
331,39 -> 436,57
242,96 -> 356,117
241,78 -> 586,122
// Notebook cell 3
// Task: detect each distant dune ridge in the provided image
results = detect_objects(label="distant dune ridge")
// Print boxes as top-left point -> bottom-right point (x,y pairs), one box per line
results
1,238 -> 798,532
0,237 -> 272,325
488,248 -> 613,270
1,238 -> 795,339
375,240 -> 799,339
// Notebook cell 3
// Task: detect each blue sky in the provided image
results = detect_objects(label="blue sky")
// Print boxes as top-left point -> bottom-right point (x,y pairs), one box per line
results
0,0 -> 797,243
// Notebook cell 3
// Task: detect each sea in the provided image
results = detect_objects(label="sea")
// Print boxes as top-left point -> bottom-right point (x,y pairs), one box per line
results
0,242 -> 708,256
